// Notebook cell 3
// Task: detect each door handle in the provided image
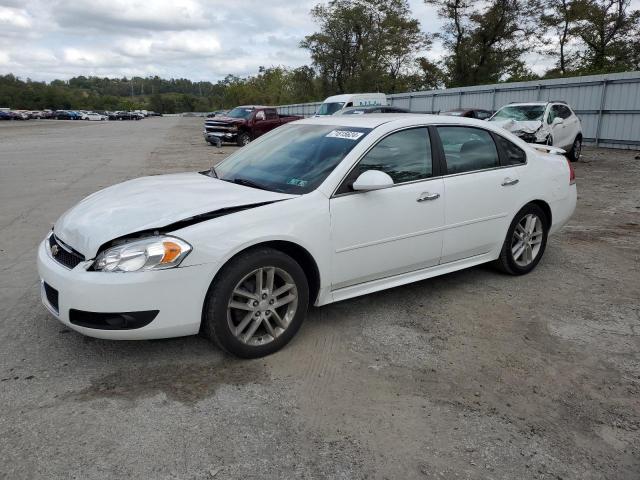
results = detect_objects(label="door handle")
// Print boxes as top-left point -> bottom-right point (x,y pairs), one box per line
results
502,178 -> 519,187
417,192 -> 440,202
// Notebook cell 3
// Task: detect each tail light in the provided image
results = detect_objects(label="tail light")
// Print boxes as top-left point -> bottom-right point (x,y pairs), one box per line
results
567,159 -> 576,185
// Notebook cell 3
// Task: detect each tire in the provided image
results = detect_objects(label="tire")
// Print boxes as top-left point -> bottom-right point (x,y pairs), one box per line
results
494,204 -> 549,275
568,136 -> 582,162
237,132 -> 251,147
202,247 -> 309,358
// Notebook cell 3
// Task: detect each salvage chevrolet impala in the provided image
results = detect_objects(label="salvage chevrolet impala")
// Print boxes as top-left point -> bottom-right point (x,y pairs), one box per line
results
38,115 -> 577,358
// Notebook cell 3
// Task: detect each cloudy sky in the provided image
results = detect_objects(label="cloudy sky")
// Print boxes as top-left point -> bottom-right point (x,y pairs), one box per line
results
0,0 -> 637,83
0,0 -> 439,82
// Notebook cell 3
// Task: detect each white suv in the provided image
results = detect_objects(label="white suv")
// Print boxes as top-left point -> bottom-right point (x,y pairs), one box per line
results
490,102 -> 582,161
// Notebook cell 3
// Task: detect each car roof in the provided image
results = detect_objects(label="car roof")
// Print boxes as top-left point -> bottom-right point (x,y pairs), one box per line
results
295,113 -> 498,129
324,93 -> 386,103
503,102 -> 553,106
236,105 -> 272,109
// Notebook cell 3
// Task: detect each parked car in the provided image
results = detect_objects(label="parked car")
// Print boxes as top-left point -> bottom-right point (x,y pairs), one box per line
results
315,93 -> 387,116
440,108 -> 493,120
38,115 -> 576,358
11,110 -> 30,120
55,110 -> 82,120
0,111 -> 12,120
109,111 -> 141,120
336,106 -> 409,115
203,106 -> 302,146
81,112 -> 108,121
489,102 -> 583,161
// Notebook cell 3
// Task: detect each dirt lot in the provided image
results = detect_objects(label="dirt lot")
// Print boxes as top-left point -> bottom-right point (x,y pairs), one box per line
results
0,117 -> 638,480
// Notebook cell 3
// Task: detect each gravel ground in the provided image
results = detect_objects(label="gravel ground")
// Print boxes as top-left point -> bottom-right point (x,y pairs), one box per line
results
0,117 -> 638,480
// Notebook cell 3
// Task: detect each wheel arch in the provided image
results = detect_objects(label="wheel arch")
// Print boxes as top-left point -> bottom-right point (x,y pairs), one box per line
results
208,240 -> 321,307
526,199 -> 552,227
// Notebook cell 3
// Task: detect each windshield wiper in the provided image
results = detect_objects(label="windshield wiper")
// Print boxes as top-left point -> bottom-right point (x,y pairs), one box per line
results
232,177 -> 272,191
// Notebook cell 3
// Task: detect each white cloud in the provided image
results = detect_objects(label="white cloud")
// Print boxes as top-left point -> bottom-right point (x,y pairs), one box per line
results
0,6 -> 32,29
3,0 -> 638,83
53,0 -> 209,31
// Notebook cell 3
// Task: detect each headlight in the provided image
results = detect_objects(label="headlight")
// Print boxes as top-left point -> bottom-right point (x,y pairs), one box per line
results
94,236 -> 191,272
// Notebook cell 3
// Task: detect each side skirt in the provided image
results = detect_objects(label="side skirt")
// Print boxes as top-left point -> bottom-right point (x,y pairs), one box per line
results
325,252 -> 496,305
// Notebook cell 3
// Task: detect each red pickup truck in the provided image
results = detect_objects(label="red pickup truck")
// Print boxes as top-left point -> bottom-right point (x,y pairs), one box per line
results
203,105 -> 302,146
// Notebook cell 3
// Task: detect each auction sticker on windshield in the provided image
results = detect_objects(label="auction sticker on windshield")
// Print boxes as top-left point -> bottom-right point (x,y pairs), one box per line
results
326,129 -> 365,140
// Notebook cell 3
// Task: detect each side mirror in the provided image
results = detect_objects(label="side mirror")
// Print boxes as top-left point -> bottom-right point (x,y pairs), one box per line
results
352,170 -> 394,191
552,117 -> 564,126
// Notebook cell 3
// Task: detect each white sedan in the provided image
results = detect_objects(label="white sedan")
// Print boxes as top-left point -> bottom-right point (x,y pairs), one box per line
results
38,115 -> 577,358
82,112 -> 107,121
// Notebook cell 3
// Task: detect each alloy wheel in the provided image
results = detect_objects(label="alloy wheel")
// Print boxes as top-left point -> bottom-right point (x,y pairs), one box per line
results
511,213 -> 544,267
227,266 -> 298,346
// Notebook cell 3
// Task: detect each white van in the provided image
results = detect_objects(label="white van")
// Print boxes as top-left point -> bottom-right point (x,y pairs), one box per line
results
315,93 -> 387,116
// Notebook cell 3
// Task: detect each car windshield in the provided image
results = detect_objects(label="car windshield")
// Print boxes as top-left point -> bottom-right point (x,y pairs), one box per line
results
215,124 -> 372,194
316,102 -> 345,116
491,105 -> 545,122
226,107 -> 254,119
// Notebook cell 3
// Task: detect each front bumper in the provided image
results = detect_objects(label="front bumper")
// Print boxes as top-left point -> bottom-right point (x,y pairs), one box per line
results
203,130 -> 237,143
37,240 -> 215,340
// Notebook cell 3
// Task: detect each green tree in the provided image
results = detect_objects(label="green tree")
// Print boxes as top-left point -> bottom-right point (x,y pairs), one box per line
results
425,0 -> 539,87
539,0 -> 581,75
301,0 -> 434,94
572,0 -> 640,73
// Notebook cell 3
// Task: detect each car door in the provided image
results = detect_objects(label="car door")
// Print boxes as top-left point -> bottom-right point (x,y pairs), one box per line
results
557,105 -> 579,148
252,110 -> 269,137
435,125 -> 525,264
330,127 -> 445,289
547,104 -> 573,147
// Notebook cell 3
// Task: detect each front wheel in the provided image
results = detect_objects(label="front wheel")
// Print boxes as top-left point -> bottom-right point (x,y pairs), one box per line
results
202,248 -> 309,358
494,204 -> 549,275
237,132 -> 251,146
568,137 -> 582,162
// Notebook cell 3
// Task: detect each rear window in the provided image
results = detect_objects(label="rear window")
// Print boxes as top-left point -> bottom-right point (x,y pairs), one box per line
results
494,135 -> 527,165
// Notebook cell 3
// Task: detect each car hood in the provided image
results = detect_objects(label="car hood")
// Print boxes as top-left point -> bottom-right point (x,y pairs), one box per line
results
491,119 -> 544,134
492,119 -> 542,133
54,172 -> 294,258
206,117 -> 246,125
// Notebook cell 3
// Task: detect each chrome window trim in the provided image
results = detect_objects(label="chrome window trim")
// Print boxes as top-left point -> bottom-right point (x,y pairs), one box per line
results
331,124 -> 436,198
331,123 -> 529,198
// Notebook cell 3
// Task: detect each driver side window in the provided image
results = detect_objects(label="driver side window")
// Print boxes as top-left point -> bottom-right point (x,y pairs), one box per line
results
356,128 -> 432,184
336,128 -> 432,194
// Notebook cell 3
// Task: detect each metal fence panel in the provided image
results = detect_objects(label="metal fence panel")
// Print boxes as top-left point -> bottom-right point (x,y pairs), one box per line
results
276,71 -> 640,149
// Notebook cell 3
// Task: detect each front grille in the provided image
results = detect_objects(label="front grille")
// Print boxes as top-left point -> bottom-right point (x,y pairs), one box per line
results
49,234 -> 85,269
43,282 -> 59,312
204,122 -> 236,134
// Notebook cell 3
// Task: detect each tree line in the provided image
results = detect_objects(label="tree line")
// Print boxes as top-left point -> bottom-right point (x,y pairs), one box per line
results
1,0 -> 637,112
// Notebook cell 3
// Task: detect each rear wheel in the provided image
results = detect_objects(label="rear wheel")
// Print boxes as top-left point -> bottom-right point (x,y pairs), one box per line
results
495,204 -> 549,275
568,136 -> 582,162
202,248 -> 309,358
